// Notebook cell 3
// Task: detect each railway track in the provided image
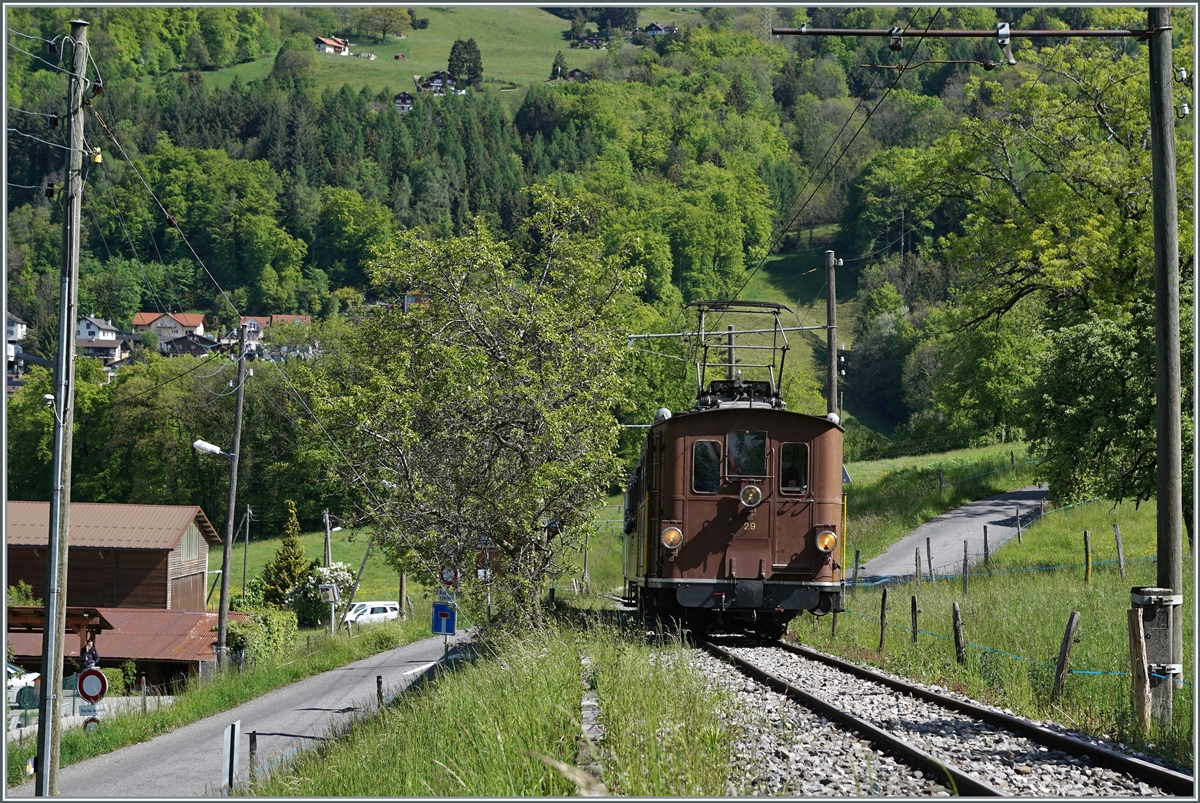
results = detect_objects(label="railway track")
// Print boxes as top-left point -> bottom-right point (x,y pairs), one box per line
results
700,635 -> 1193,797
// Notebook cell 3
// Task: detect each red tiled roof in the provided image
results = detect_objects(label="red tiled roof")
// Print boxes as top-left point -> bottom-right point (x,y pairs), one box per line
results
270,315 -> 312,325
7,608 -> 248,664
172,313 -> 206,327
6,501 -> 220,550
132,312 -> 161,326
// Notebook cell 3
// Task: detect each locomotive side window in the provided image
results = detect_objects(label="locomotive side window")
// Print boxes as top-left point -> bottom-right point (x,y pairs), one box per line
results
780,443 -> 809,494
692,441 -> 722,493
726,431 -> 766,477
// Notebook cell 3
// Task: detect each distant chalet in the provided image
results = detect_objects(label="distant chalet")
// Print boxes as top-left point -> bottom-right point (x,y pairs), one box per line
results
394,91 -> 415,112
314,36 -> 350,55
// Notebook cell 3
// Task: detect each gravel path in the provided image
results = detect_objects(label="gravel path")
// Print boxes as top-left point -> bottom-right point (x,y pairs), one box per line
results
712,638 -> 1170,797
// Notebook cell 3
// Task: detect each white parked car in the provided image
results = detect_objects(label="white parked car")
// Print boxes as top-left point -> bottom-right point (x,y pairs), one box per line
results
7,662 -> 39,706
345,601 -> 400,625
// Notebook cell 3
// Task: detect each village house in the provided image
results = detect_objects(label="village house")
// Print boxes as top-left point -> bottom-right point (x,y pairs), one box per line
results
6,502 -> 246,687
418,70 -> 458,94
7,312 -> 28,344
644,23 -> 680,36
579,34 -> 605,48
314,35 -> 350,55
566,68 -> 590,82
6,501 -> 223,611
132,312 -> 206,340
394,91 -> 415,112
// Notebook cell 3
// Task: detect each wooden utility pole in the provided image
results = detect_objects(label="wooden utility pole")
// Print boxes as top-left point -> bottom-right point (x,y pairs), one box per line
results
1148,6 -> 1184,719
36,19 -> 88,797
825,250 -> 838,416
216,325 -> 248,669
323,508 -> 332,567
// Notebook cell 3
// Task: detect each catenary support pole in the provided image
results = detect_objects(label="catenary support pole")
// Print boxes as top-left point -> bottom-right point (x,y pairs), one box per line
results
323,508 -> 332,568
825,251 -> 837,416
216,325 -> 247,670
1148,6 -> 1184,718
36,20 -> 88,797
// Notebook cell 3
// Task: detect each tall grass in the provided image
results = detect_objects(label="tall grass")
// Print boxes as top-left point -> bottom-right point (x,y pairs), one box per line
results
792,498 -> 1194,766
243,618 -> 731,796
5,613 -> 430,788
846,442 -> 1040,562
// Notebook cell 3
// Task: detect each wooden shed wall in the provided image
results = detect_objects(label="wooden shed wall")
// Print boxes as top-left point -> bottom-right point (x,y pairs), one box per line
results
166,522 -> 209,610
7,547 -> 168,608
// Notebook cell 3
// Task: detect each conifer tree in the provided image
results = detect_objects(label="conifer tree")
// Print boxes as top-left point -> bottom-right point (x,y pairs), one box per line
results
550,51 -> 567,80
261,500 -> 310,608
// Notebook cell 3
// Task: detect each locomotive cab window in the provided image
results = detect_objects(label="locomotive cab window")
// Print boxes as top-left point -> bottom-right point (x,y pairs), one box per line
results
692,441 -> 722,493
727,430 -> 766,477
780,443 -> 809,494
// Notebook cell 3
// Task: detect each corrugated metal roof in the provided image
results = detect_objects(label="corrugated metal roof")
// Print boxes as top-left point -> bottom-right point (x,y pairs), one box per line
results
7,501 -> 220,550
6,608 -> 248,664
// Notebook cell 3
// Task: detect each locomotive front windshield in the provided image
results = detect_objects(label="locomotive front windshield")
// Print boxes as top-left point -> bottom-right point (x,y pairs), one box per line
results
780,443 -> 809,493
693,441 -> 721,493
726,430 -> 766,476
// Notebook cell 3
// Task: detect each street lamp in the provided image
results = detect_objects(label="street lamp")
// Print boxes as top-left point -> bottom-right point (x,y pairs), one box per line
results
192,325 -> 248,670
192,439 -> 233,457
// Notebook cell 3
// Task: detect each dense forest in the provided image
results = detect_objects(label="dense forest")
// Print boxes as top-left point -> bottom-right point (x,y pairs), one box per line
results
5,7 -> 1194,542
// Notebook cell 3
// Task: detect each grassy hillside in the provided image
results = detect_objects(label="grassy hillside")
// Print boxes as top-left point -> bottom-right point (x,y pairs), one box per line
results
208,8 -> 603,101
209,525 -> 412,607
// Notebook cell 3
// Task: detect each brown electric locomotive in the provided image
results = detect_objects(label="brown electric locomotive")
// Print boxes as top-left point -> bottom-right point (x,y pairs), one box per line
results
623,301 -> 845,638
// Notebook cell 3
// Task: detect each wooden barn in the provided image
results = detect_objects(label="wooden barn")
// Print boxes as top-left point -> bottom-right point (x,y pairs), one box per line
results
6,502 -> 222,611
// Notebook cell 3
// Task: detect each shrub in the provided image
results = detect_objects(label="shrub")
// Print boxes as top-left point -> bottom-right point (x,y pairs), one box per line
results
7,580 -> 41,608
261,500 -> 310,608
225,607 -> 298,663
100,667 -> 126,696
287,562 -> 355,628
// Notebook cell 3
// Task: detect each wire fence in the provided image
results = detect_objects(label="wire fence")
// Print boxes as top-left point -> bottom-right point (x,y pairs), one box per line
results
837,607 -> 1193,687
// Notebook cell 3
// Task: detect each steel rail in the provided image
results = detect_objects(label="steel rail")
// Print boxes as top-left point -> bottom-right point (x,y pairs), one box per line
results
772,640 -> 1195,796
702,640 -> 1003,796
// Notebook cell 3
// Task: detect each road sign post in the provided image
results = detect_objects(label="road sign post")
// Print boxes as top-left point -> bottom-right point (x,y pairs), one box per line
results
222,720 -> 241,791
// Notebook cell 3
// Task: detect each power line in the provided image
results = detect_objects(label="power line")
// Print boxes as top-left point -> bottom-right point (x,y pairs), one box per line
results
87,105 -> 242,319
107,353 -> 229,408
732,8 -> 944,304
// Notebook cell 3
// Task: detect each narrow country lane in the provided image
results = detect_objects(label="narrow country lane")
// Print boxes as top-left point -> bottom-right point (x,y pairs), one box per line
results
856,485 -> 1050,582
8,631 -> 473,799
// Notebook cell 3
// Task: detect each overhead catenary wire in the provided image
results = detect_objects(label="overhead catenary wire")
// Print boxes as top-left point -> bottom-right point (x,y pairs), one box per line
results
95,157 -> 169,315
730,8 -> 944,306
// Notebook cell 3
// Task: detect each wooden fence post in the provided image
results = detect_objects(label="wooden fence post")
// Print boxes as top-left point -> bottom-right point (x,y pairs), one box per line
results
915,547 -> 922,582
983,526 -> 989,566
1083,531 -> 1092,584
1015,507 -> 1022,544
831,608 -> 838,637
377,675 -> 384,709
1127,608 -> 1151,732
938,469 -> 944,489
926,537 -> 933,579
911,595 -> 919,644
952,602 -> 966,665
962,540 -> 969,596
878,588 -> 888,653
1113,523 -> 1127,579
851,549 -> 861,597
1052,611 -> 1082,699
249,730 -> 258,786
141,675 -> 147,714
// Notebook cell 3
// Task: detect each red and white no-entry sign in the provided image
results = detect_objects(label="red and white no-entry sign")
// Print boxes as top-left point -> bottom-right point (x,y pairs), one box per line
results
77,667 -> 107,703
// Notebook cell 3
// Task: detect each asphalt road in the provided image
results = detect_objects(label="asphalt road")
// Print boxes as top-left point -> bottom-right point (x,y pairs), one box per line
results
856,485 -> 1050,583
8,629 -> 473,799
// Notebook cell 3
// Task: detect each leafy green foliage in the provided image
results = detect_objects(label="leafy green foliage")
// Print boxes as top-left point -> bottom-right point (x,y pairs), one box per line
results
225,606 -> 298,661
260,501 -> 312,607
311,189 -> 634,618
448,37 -> 483,86
7,581 -> 42,608
287,562 -> 355,628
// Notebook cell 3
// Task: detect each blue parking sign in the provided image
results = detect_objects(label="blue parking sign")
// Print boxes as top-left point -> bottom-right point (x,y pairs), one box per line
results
432,603 -> 456,635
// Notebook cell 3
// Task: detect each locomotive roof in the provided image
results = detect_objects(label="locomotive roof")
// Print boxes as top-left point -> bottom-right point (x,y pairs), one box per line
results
652,404 -> 845,433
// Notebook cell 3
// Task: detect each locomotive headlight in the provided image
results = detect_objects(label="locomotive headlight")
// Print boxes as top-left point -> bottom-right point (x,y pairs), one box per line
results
661,526 -> 684,550
739,485 -> 763,508
815,530 -> 838,553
